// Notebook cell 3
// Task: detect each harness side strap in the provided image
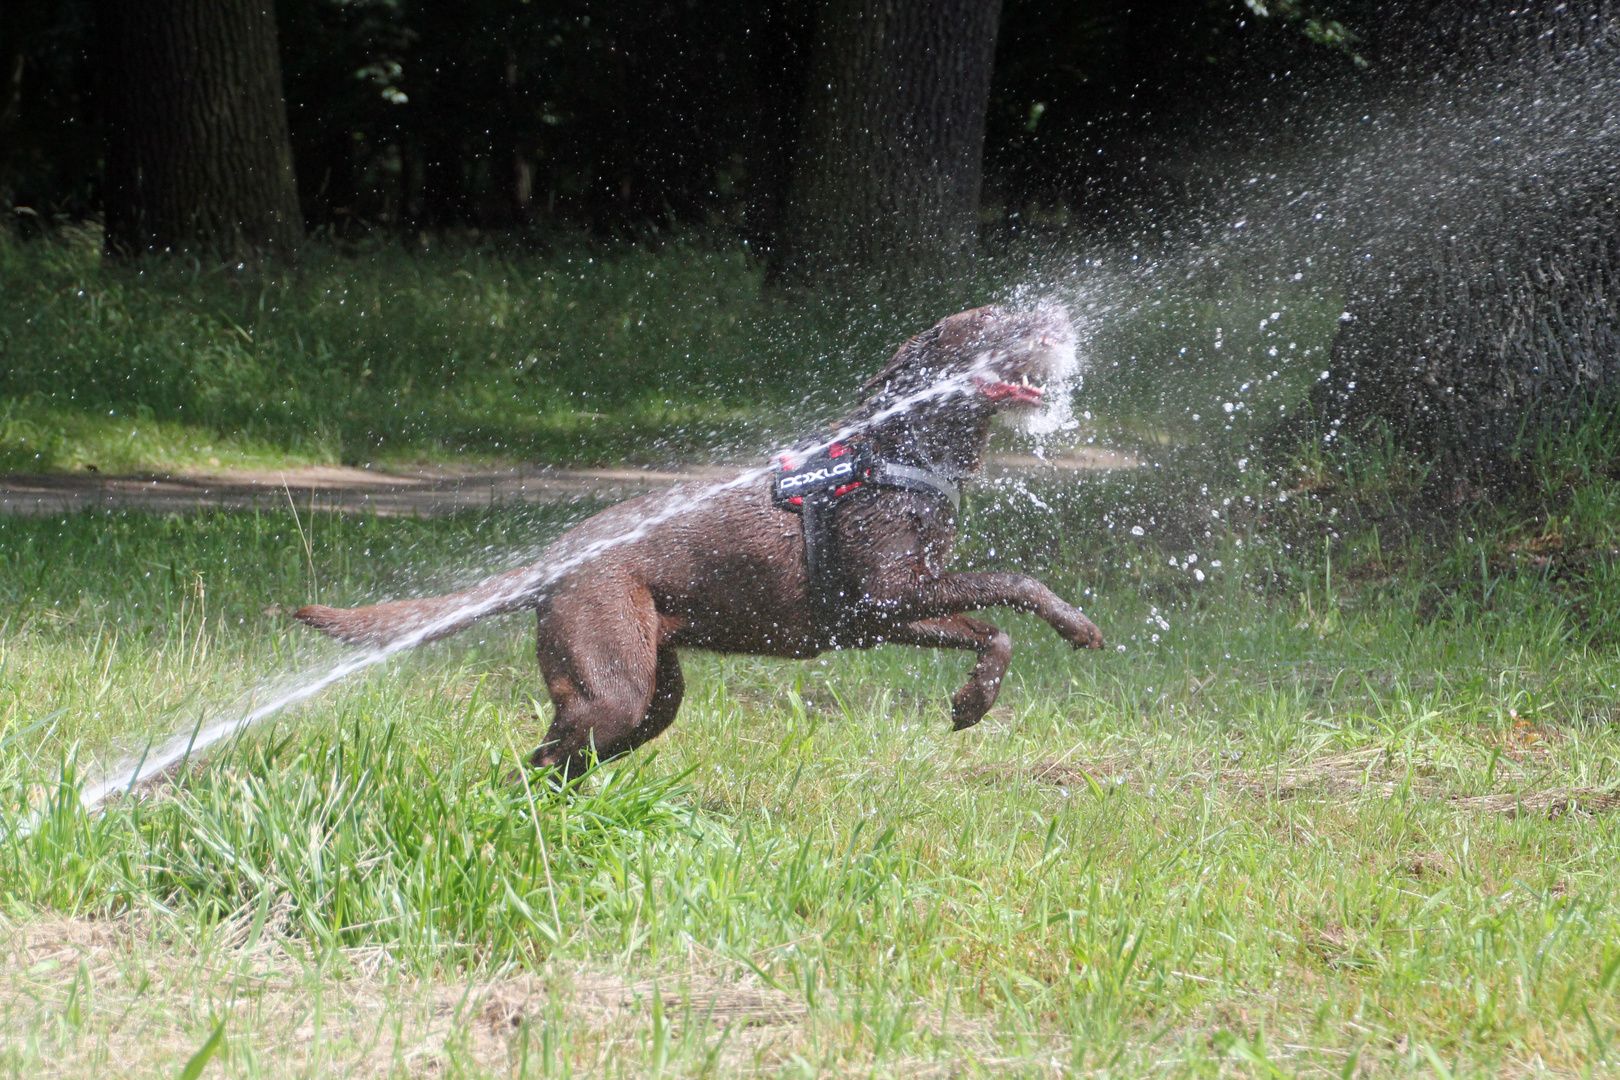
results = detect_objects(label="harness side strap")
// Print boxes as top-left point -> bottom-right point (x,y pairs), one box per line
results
866,462 -> 961,513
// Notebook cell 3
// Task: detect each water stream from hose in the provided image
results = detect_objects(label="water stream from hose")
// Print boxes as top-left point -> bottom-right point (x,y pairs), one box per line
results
46,335 -> 1079,830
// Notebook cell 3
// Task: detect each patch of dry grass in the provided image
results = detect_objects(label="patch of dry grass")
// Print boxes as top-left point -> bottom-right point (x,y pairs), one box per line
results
1,910 -> 1025,1078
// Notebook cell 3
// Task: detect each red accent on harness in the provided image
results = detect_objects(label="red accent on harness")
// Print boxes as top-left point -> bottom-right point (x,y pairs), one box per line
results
833,482 -> 862,498
788,495 -> 804,506
828,442 -> 847,457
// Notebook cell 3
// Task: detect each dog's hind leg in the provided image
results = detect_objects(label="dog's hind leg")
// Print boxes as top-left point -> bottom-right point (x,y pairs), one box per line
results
634,645 -> 686,745
527,582 -> 668,781
885,615 -> 1011,731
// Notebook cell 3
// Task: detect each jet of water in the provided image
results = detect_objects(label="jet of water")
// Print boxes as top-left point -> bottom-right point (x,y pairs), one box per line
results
15,334 -> 1077,837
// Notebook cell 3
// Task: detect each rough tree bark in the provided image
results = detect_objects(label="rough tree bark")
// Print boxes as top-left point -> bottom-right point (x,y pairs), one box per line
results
1313,1 -> 1620,484
98,0 -> 303,260
770,0 -> 1003,288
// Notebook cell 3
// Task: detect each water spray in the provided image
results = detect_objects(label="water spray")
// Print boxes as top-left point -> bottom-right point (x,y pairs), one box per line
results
9,330 -> 1081,840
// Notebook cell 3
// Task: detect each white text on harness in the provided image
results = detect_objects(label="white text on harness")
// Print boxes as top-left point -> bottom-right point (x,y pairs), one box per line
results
776,459 -> 855,492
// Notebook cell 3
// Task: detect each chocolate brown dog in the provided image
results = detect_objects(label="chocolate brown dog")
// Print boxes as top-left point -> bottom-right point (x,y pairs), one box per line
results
295,306 -> 1104,778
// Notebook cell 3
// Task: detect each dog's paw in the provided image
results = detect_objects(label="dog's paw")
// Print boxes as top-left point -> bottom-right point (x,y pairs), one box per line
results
1063,613 -> 1105,650
951,699 -> 989,731
950,680 -> 999,730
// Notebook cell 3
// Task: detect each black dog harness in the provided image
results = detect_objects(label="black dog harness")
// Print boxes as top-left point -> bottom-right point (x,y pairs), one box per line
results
771,442 -> 960,629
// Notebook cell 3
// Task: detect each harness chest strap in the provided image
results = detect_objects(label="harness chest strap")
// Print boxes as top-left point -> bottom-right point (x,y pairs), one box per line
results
863,461 -> 961,513
770,447 -> 960,512
771,449 -> 960,629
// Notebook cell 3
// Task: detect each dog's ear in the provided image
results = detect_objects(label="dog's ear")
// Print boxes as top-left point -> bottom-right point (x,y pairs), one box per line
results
862,323 -> 944,394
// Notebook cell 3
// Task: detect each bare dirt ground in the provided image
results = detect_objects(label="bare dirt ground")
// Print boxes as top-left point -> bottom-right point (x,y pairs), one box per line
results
0,449 -> 1141,517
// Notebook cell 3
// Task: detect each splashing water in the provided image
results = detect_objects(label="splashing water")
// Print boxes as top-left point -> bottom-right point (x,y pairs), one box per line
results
23,328 -> 1082,835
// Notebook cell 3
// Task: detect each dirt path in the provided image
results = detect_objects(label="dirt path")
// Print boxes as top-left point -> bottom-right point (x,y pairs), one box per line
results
0,448 -> 1140,517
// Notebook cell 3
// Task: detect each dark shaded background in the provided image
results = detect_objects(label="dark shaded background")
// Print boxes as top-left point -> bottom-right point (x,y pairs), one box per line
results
0,0 -> 1366,245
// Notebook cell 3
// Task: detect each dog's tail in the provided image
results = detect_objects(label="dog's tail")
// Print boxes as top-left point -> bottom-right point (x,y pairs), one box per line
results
293,564 -> 541,649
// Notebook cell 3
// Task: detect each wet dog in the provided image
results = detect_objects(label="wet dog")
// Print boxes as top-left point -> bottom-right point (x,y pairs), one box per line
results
295,306 -> 1104,778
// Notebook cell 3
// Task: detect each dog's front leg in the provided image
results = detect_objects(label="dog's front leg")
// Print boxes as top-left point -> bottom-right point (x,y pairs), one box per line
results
884,615 -> 1012,730
864,571 -> 1104,650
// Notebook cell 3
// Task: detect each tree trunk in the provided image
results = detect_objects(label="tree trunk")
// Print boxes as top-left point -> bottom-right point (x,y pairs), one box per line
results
742,2 -> 814,258
99,0 -> 303,260
770,0 -> 1003,288
1313,1 -> 1620,485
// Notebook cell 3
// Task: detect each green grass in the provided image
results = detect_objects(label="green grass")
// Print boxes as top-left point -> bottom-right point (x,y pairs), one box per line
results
0,228 -> 1341,475
2,227 -> 1614,1076
1,415 -> 1619,1077
0,229 -> 944,472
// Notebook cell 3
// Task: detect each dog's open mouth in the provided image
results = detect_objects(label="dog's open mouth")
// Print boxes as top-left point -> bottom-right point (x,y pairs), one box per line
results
974,373 -> 1047,407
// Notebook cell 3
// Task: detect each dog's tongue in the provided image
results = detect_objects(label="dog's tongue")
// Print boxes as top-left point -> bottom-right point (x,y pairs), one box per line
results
975,377 -> 1044,405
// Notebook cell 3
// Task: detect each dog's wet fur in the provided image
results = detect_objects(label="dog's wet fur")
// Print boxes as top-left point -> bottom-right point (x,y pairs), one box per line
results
295,306 -> 1104,779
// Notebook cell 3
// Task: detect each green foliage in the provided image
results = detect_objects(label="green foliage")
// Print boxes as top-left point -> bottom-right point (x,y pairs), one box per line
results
0,411 -> 1618,1072
0,233 -> 1032,472
1,227 -> 1618,1076
0,230 -> 1349,475
0,232 -> 805,469
175,1021 -> 226,1080
1240,0 -> 1365,64
5,735 -> 694,965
